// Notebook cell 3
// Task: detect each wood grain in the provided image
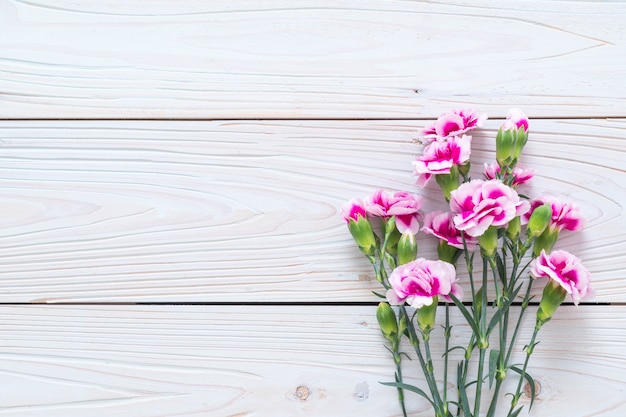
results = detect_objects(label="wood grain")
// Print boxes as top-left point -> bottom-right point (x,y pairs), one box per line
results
1,1 -> 625,119
0,304 -> 623,416
0,119 -> 623,303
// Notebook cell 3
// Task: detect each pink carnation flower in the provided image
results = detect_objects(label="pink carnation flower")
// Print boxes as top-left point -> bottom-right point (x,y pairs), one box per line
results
530,249 -> 593,305
502,108 -> 529,132
341,198 -> 367,223
483,163 -> 536,186
421,211 -> 478,250
522,196 -> 584,232
413,135 -> 472,187
450,179 -> 530,237
366,189 -> 423,234
386,258 -> 462,308
422,109 -> 487,143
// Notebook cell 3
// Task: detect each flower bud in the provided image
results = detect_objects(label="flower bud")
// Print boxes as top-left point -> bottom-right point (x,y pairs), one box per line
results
496,110 -> 529,169
347,216 -> 377,256
478,225 -> 499,258
526,203 -> 552,238
458,161 -> 471,177
532,227 -> 559,257
496,128 -> 516,168
376,302 -> 398,342
506,216 -> 521,241
512,126 -> 529,162
536,280 -> 567,329
416,296 -> 438,336
435,165 -> 460,201
397,232 -> 418,265
437,240 -> 459,264
383,217 -> 401,255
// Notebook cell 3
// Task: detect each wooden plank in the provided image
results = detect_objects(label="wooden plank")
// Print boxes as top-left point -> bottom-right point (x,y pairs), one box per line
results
1,1 -> 626,119
0,118 -> 623,303
0,304 -> 624,416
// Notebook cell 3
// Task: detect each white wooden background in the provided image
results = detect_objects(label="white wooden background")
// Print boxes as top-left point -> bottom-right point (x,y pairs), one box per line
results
1,1 -> 625,416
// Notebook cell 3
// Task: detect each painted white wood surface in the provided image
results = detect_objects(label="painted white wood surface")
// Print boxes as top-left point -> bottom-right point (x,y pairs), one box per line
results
1,0 -> 626,119
1,0 -> 625,415
0,119 -> 623,303
0,305 -> 624,417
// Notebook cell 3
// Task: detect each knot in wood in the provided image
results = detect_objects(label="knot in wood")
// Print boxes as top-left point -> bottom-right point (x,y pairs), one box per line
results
295,385 -> 310,401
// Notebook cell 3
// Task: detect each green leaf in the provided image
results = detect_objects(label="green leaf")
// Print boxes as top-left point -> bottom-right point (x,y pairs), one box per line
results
488,349 -> 500,388
495,252 -> 507,285
371,290 -> 387,299
380,381 -> 435,407
456,363 -> 474,417
487,284 -> 522,335
449,293 -> 480,337
510,366 -> 536,410
509,406 -> 524,417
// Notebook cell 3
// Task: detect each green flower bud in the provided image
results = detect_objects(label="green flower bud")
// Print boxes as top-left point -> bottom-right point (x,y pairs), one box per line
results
496,128 -> 516,168
458,161 -> 471,177
526,203 -> 552,239
383,217 -> 401,255
397,232 -> 418,265
417,296 -> 438,336
478,225 -> 499,258
506,216 -> 521,241
532,227 -> 559,257
435,165 -> 460,201
536,280 -> 567,329
347,216 -> 378,256
376,302 -> 398,342
512,126 -> 529,162
437,241 -> 459,264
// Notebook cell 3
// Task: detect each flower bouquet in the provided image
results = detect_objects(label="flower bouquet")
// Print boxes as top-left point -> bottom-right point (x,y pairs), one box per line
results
342,109 -> 593,417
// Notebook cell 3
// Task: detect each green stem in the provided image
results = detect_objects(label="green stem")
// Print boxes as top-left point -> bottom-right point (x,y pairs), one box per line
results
474,347 -> 487,417
508,326 -> 540,416
473,257 -> 489,417
403,306 -> 444,416
392,348 -> 409,417
443,304 -> 451,415
505,280 -> 534,366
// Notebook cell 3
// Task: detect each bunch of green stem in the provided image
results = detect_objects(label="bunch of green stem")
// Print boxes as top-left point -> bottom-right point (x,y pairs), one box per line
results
379,230 -> 544,417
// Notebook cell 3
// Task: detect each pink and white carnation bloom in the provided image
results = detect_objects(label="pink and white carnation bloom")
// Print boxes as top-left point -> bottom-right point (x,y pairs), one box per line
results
450,179 -> 530,237
502,108 -> 529,132
386,258 -> 462,308
483,162 -> 536,186
522,196 -> 584,232
413,135 -> 472,187
422,109 -> 487,143
530,249 -> 593,305
365,189 -> 423,234
341,198 -> 367,223
421,211 -> 478,250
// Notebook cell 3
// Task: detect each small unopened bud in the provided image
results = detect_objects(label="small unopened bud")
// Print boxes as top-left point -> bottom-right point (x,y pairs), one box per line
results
536,280 -> 567,329
527,203 -> 552,238
397,232 -> 418,265
532,228 -> 559,257
435,165 -> 460,201
437,241 -> 459,264
376,302 -> 398,342
478,226 -> 499,258
496,128 -> 516,168
417,296 -> 438,336
506,216 -> 521,241
347,216 -> 378,256
383,217 -> 401,255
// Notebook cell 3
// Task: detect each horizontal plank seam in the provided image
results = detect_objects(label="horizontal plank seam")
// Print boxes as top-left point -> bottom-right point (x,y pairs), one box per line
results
0,301 -> 610,307
1,116 -> 626,122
